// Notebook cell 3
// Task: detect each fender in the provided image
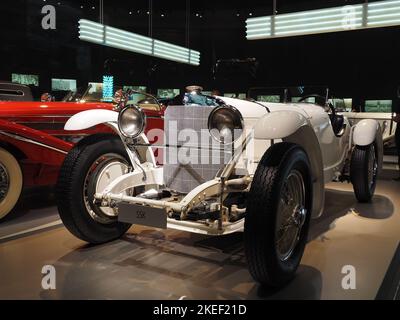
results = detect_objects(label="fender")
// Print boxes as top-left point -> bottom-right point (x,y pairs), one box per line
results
352,119 -> 379,146
254,110 -> 309,139
65,109 -> 118,131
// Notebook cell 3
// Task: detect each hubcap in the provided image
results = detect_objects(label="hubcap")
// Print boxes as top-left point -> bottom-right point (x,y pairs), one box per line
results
0,162 -> 10,203
83,154 -> 130,224
275,170 -> 307,262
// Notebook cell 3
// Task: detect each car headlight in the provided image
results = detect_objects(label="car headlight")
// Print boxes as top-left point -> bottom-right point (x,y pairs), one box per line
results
118,105 -> 146,139
208,106 -> 244,144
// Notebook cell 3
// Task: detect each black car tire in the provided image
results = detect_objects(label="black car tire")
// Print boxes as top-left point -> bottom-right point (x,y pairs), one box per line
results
350,143 -> 378,203
245,142 -> 313,288
56,134 -> 132,244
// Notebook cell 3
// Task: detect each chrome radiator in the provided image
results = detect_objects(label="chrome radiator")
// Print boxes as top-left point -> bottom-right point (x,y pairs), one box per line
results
163,106 -> 232,194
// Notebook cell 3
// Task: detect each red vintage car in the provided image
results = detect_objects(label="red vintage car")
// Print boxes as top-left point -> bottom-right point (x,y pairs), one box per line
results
0,84 -> 164,220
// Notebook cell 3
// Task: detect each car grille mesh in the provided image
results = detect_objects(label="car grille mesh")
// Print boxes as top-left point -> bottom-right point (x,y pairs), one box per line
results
163,105 -> 231,193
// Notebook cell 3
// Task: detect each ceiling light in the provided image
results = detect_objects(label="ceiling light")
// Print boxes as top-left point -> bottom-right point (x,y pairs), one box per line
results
79,19 -> 200,66
246,0 -> 400,40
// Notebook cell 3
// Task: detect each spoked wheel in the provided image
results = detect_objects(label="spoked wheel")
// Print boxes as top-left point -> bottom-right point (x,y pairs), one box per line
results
350,143 -> 378,203
245,142 -> 312,288
0,147 -> 23,220
275,170 -> 307,262
56,134 -> 133,244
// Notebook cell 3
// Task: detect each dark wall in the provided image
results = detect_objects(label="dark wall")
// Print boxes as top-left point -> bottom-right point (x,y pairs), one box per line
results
0,0 -> 399,102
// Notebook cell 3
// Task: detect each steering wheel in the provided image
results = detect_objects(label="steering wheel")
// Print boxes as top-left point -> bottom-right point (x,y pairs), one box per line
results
298,94 -> 336,117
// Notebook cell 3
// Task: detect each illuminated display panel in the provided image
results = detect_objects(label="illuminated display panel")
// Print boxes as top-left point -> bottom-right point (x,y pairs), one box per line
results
157,89 -> 180,99
12,73 -> 39,86
365,100 -> 392,113
52,78 -> 77,91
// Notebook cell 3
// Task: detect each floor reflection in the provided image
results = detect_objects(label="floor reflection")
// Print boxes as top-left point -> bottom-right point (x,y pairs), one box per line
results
1,183 -> 396,300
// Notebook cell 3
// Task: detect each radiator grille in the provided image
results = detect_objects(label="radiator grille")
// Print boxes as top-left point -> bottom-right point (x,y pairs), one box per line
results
163,106 -> 232,193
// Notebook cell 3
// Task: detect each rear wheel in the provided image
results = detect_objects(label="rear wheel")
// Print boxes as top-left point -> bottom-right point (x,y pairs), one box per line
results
245,142 -> 313,287
350,144 -> 378,203
56,134 -> 132,244
0,147 -> 23,220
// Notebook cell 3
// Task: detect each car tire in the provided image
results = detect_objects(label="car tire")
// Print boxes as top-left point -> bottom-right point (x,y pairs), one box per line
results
244,142 -> 313,288
350,143 -> 378,203
0,147 -> 23,220
56,134 -> 132,244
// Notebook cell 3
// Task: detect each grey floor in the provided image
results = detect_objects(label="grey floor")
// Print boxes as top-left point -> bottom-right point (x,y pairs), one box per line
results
0,179 -> 399,300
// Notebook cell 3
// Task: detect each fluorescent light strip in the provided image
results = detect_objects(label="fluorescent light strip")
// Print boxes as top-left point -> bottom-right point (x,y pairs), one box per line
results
369,12 -> 400,19
155,41 -> 189,55
368,18 -> 400,25
247,30 -> 271,37
78,19 -> 200,66
80,19 -> 103,28
79,25 -> 103,33
276,24 -> 361,36
276,18 -> 362,31
247,16 -> 272,23
247,0 -> 400,40
79,30 -> 103,40
368,7 -> 400,14
105,40 -> 153,55
246,22 -> 271,29
105,34 -> 152,49
154,48 -> 189,60
368,0 -> 400,7
276,12 -> 362,25
106,38 -> 152,54
275,7 -> 347,20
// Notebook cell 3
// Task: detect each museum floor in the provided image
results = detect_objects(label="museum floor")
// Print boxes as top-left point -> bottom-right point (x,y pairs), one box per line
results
0,177 -> 399,300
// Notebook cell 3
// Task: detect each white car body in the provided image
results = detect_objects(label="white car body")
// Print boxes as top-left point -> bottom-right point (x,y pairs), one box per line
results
64,96 -> 383,235
343,112 -> 396,146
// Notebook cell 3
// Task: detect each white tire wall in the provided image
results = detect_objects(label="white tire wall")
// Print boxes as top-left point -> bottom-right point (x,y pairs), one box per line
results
0,147 -> 23,219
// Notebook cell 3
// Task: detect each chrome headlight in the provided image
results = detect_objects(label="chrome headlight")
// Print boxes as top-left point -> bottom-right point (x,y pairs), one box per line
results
118,105 -> 146,139
208,106 -> 244,144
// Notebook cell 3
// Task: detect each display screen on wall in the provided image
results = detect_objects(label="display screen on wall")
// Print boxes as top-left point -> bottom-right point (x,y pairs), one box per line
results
157,89 -> 180,99
365,100 -> 392,113
123,86 -> 147,93
51,79 -> 77,91
258,95 -> 280,103
12,73 -> 39,87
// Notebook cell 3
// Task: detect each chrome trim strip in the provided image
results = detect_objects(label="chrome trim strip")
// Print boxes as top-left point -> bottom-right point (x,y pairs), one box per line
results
0,131 -> 68,154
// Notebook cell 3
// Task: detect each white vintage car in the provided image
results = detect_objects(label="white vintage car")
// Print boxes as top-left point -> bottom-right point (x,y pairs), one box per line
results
56,90 -> 383,288
343,111 -> 396,147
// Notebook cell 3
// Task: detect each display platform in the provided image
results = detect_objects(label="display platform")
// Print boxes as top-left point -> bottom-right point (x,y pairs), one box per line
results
0,180 -> 399,300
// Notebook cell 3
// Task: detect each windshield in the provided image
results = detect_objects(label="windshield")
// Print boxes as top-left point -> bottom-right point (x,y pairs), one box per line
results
126,91 -> 161,111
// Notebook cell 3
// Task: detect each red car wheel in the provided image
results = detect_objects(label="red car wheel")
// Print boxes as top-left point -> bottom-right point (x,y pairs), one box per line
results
0,147 -> 23,219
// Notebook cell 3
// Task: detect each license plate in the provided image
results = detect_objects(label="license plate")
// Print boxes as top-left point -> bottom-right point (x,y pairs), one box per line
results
118,202 -> 167,229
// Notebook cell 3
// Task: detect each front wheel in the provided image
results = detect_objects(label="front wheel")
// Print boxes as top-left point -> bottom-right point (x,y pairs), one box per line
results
0,147 -> 23,220
56,134 -> 133,244
350,144 -> 378,203
245,142 -> 313,288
